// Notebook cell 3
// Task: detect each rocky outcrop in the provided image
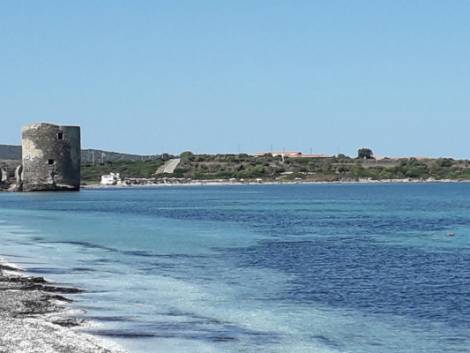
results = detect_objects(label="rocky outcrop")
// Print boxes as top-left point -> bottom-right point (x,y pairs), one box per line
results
0,161 -> 21,191
0,264 -> 126,353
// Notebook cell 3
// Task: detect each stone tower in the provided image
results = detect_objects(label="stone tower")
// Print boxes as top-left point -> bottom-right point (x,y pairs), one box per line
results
21,123 -> 81,191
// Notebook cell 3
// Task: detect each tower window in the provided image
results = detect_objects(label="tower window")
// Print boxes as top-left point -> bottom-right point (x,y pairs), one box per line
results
48,159 -> 55,165
57,132 -> 64,140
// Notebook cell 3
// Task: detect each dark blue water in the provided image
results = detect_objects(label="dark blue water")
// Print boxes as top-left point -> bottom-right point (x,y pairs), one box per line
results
0,183 -> 469,353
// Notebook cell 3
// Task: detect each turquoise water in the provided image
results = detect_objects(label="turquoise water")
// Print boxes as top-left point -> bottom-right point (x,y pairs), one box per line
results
0,184 -> 470,353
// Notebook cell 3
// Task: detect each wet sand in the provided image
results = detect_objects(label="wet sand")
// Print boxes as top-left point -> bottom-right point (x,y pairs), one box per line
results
0,261 -> 126,353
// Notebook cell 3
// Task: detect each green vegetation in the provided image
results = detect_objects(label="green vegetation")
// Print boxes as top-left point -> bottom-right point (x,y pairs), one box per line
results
171,154 -> 470,181
357,148 -> 374,159
81,159 -> 164,183
81,152 -> 470,183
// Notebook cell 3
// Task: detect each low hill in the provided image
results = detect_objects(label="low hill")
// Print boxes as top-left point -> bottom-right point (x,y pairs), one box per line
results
0,145 -> 160,163
170,154 -> 470,181
81,153 -> 470,183
0,145 -> 21,160
3,144 -> 469,183
81,149 -> 160,163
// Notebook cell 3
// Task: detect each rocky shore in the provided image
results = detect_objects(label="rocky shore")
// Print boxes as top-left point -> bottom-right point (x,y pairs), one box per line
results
0,261 -> 125,353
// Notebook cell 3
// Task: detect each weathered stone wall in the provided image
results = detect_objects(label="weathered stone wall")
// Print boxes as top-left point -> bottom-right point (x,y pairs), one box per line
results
21,123 -> 81,191
0,161 -> 21,191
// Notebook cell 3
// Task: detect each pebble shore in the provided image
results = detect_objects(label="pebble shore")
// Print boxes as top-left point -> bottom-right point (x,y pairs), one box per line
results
0,261 -> 126,353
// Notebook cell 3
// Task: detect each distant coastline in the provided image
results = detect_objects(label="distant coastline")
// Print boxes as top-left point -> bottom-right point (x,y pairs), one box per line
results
80,153 -> 470,187
4,145 -> 470,190
81,177 -> 470,189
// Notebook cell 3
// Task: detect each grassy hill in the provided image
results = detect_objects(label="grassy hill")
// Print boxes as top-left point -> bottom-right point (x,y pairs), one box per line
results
171,153 -> 470,181
81,149 -> 160,162
80,152 -> 470,183
81,159 -> 165,183
3,144 -> 469,183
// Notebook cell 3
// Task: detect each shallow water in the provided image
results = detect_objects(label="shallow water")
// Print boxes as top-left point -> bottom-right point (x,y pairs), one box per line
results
0,184 -> 470,353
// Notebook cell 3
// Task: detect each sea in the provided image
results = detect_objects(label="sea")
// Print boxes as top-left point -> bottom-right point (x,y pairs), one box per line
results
0,183 -> 469,353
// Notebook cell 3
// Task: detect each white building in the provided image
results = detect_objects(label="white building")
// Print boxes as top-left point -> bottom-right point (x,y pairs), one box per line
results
100,173 -> 121,185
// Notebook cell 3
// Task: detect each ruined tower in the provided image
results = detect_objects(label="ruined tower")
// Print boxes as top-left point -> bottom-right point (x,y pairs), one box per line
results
21,123 -> 81,191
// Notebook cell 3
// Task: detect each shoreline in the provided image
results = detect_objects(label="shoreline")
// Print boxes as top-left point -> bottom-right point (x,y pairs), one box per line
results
81,178 -> 470,189
0,257 -> 126,353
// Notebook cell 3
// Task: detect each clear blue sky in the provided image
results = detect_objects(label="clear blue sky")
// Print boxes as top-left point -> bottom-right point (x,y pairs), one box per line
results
1,1 -> 469,158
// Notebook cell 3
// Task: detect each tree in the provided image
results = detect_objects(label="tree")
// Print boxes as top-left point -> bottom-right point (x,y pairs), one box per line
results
436,158 -> 454,168
357,148 -> 374,159
180,151 -> 194,161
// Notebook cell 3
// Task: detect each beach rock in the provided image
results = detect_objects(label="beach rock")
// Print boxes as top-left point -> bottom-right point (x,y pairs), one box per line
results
0,269 -> 127,353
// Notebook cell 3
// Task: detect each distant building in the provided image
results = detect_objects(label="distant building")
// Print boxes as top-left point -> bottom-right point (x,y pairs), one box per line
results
21,123 -> 81,191
100,173 -> 121,185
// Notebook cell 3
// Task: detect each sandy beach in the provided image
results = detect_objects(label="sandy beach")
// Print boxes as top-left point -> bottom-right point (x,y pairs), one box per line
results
0,260 -> 125,353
